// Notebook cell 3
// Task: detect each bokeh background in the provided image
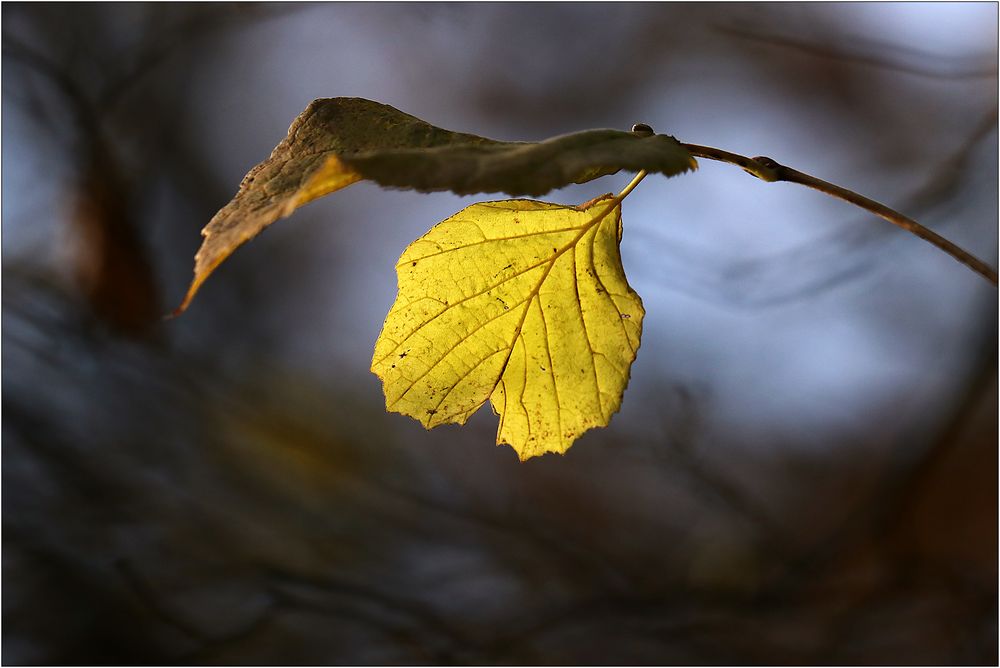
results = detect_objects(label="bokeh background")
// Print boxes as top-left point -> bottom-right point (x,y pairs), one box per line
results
3,2 -> 997,664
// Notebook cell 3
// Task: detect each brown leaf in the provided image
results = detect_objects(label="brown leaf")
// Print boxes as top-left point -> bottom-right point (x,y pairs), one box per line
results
340,129 -> 695,196
176,98 -> 695,314
175,97 -> 502,314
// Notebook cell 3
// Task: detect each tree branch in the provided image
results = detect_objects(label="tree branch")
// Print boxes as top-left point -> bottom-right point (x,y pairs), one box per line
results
682,143 -> 998,286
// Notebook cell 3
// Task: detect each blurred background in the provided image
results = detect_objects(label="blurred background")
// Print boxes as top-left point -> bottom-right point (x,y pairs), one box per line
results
2,2 -> 997,664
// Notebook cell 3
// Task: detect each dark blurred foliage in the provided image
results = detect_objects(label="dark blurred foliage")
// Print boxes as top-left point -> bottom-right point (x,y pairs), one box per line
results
2,3 -> 997,665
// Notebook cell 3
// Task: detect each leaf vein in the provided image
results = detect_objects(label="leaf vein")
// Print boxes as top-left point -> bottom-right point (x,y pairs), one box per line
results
387,296 -> 532,407
535,295 -> 562,442
432,347 -> 509,414
572,242 -> 603,418
399,223 -> 588,266
588,213 -> 636,355
375,258 -> 553,366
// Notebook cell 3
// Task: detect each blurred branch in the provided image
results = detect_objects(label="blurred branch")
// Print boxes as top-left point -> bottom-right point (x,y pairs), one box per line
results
99,5 -> 296,112
642,387 -> 788,553
718,25 -> 999,80
264,568 -> 467,663
636,106 -> 997,308
721,107 -> 999,304
870,320 -> 997,540
367,478 -> 633,590
115,560 -> 214,643
683,142 -> 999,285
116,559 -> 278,660
2,36 -> 100,134
756,309 -> 996,605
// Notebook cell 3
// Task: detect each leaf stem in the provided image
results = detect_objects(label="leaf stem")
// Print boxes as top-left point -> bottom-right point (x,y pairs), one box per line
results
617,169 -> 649,202
682,143 -> 998,286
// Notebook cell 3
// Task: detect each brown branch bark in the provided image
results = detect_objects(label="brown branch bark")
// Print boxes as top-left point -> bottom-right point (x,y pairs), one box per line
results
682,144 -> 998,286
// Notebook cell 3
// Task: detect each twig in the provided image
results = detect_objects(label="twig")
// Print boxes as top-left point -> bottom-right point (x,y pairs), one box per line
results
717,24 -> 998,80
3,36 -> 100,135
682,144 -> 998,286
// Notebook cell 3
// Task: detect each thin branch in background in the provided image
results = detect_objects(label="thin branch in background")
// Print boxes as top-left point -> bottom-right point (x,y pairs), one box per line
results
632,106 -> 997,308
98,5 -> 297,113
637,387 -> 789,555
261,592 -> 447,664
869,325 -> 997,541
682,143 -> 998,285
751,319 -> 996,607
2,36 -> 100,135
720,107 -> 999,302
717,24 -> 999,80
116,559 -> 279,662
263,567 -> 469,662
366,477 -> 635,592
115,559 -> 212,643
903,108 -> 998,210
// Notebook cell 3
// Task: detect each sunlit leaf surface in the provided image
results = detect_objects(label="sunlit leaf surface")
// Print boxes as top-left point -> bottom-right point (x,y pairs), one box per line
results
371,196 -> 643,460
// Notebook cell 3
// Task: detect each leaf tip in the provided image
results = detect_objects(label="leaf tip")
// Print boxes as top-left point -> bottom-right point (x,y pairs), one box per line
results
169,280 -> 201,318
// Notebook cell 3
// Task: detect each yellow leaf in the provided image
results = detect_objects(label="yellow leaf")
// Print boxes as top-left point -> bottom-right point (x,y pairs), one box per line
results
371,194 -> 643,460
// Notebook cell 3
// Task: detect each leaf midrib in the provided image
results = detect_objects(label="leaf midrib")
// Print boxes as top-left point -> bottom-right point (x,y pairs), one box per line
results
386,199 -> 621,420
